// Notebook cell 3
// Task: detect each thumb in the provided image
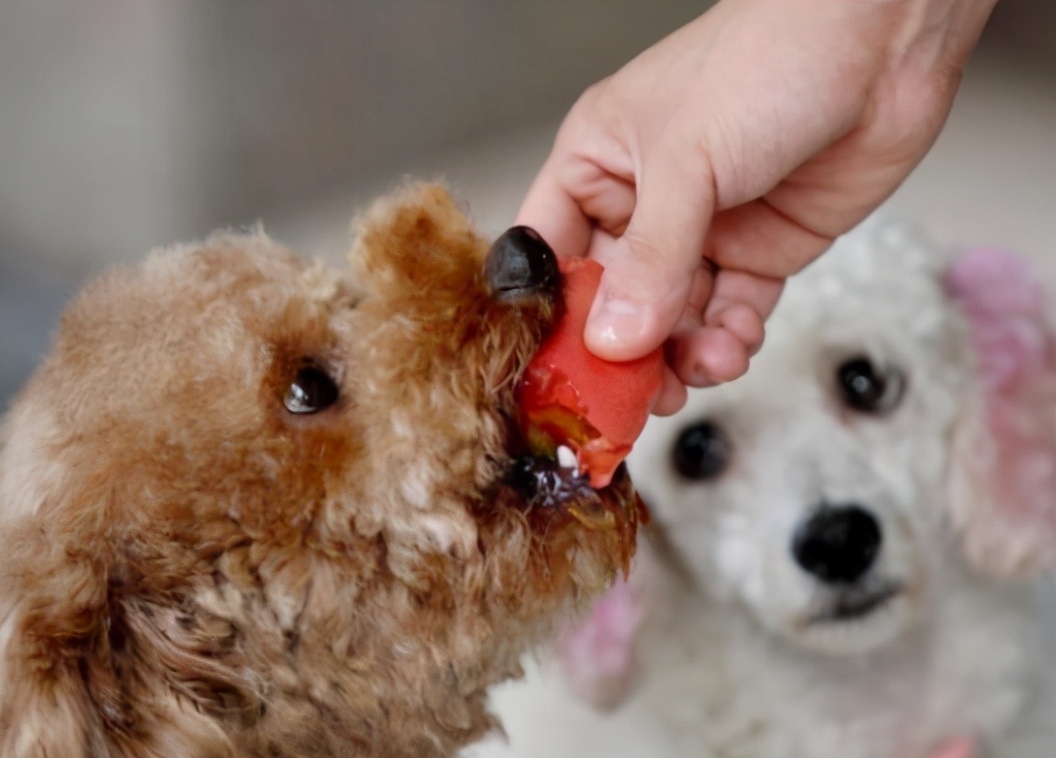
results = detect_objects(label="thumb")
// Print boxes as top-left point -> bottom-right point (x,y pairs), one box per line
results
585,146 -> 715,361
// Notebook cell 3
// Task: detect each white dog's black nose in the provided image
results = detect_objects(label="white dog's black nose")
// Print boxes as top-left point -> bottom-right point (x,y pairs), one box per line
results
485,226 -> 559,301
792,505 -> 882,585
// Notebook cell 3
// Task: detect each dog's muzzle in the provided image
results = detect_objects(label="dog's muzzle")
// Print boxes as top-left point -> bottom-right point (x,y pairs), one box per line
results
484,226 -> 645,563
792,505 -> 904,625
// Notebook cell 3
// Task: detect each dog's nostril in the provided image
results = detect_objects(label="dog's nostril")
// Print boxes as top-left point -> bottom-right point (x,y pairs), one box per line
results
484,226 -> 559,301
791,505 -> 882,585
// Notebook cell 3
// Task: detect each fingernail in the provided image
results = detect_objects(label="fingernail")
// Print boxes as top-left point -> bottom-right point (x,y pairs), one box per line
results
586,297 -> 652,356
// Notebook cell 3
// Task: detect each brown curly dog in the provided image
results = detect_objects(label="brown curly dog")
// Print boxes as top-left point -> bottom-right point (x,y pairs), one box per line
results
0,184 -> 642,757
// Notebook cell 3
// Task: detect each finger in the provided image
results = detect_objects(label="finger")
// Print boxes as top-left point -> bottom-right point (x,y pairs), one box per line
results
515,165 -> 594,259
706,198 -> 834,278
651,363 -> 689,417
585,142 -> 715,361
560,160 -> 638,240
707,302 -> 766,358
669,270 -> 779,385
516,158 -> 638,259
704,268 -> 784,324
669,325 -> 752,386
703,269 -> 784,356
664,253 -> 777,385
682,262 -> 719,321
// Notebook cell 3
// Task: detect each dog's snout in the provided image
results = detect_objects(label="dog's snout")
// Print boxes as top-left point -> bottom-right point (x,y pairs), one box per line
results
792,505 -> 882,585
484,226 -> 559,301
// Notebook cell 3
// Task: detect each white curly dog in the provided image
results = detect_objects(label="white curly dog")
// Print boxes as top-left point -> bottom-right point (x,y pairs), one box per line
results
469,219 -> 1056,758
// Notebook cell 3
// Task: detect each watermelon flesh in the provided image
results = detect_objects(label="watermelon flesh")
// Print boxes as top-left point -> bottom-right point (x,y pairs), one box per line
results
517,257 -> 664,488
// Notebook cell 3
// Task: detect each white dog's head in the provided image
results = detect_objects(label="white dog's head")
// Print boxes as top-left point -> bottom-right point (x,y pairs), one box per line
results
627,220 -> 1056,658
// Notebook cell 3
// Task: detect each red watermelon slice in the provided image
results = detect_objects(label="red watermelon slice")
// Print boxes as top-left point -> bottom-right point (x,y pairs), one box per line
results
518,257 -> 664,487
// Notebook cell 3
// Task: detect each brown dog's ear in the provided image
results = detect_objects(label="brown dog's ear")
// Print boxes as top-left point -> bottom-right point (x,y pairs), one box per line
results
945,248 -> 1056,578
0,517 -> 110,757
348,182 -> 486,313
0,408 -> 102,755
0,438 -> 235,757
0,523 -> 240,757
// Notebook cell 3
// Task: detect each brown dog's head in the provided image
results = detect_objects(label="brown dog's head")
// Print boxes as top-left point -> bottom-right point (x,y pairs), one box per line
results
0,183 -> 641,758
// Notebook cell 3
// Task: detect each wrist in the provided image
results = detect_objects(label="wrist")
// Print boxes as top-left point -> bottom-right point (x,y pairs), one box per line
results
773,0 -> 997,60
876,0 -> 999,69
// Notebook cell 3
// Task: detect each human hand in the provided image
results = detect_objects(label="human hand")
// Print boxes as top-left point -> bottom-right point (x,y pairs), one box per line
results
517,0 -> 997,414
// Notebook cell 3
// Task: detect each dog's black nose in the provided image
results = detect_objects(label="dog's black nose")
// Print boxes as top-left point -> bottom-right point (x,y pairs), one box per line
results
792,505 -> 882,585
484,226 -> 559,301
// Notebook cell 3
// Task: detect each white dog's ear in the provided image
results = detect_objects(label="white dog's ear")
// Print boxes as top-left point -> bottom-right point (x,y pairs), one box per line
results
555,576 -> 644,711
945,248 -> 1056,578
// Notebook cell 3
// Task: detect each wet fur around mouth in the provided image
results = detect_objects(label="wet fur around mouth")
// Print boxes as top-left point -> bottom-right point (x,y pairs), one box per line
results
0,183 -> 641,758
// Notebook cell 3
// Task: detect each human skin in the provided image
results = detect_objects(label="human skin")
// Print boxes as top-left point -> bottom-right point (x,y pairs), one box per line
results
517,0 -> 999,414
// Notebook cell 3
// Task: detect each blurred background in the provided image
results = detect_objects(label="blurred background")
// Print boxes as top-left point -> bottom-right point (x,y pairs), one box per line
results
0,0 -> 1053,404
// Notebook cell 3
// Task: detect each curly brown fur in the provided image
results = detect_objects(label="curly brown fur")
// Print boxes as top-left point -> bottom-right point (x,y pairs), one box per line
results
0,184 -> 640,757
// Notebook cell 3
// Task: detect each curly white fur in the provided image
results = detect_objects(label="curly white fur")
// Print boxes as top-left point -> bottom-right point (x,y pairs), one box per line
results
469,219 -> 1056,758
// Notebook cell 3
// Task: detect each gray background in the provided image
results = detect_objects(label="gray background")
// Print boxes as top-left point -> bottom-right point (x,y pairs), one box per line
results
1,0 -> 1053,405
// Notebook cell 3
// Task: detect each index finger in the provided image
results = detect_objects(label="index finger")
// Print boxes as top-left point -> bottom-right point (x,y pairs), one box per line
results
515,164 -> 594,260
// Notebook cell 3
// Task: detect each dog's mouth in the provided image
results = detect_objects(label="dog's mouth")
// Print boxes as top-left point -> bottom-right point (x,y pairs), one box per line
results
508,454 -> 640,529
807,582 -> 902,625
501,453 -> 646,575
480,226 -> 647,575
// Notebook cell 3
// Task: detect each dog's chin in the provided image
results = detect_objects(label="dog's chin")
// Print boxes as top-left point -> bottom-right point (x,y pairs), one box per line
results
490,458 -> 644,595
781,583 -> 915,656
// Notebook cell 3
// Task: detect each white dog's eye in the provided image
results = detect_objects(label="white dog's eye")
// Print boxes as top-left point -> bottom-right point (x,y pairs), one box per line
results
837,357 -> 905,414
672,422 -> 731,481
284,365 -> 340,414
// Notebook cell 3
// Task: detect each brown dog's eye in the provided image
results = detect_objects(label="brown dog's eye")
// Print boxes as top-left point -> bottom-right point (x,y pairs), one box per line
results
284,365 -> 339,414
